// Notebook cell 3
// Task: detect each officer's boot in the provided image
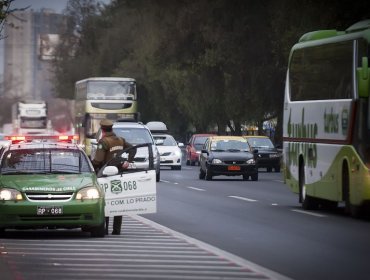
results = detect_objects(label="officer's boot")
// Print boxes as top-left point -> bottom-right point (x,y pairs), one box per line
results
105,217 -> 109,235
112,216 -> 122,235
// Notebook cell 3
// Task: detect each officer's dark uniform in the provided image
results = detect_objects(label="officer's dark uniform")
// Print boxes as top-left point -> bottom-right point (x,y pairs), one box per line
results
92,119 -> 135,235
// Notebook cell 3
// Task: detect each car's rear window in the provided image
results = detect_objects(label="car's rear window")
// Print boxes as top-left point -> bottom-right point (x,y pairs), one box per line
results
0,149 -> 91,174
194,136 -> 209,145
193,136 -> 210,150
113,127 -> 153,145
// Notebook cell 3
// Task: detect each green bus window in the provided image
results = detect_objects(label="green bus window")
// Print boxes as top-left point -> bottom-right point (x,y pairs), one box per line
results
290,40 -> 353,101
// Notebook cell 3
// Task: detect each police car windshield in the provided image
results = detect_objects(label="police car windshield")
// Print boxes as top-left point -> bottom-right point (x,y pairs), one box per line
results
0,149 -> 91,174
113,128 -> 153,145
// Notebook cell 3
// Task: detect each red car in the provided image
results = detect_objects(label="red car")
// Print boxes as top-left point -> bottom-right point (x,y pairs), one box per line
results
186,134 -> 216,166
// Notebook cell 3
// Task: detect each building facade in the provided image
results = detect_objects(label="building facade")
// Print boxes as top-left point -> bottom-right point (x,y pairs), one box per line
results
3,9 -> 65,100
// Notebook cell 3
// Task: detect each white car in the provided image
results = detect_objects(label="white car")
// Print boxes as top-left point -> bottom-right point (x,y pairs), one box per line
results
91,120 -> 161,182
153,134 -> 183,170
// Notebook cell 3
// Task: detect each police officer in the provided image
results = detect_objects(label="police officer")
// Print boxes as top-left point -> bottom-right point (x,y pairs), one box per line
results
92,119 -> 135,235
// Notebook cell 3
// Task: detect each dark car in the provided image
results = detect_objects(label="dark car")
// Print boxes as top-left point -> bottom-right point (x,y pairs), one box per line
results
199,136 -> 258,181
244,136 -> 281,172
186,133 -> 216,166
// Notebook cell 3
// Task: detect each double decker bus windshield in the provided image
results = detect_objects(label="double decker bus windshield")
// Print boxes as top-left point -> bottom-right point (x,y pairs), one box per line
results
86,81 -> 136,100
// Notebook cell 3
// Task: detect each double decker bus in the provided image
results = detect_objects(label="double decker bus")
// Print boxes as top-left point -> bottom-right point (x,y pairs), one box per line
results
283,20 -> 370,217
75,77 -> 138,156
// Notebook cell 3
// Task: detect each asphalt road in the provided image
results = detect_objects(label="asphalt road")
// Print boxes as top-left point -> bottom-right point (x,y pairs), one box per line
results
145,165 -> 370,280
1,164 -> 370,280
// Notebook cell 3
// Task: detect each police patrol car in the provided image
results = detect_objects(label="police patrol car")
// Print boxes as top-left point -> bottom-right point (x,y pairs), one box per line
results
0,135 -> 106,237
0,134 -> 157,237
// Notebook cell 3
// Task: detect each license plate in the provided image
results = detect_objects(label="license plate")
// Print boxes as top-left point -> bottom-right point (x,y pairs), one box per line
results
37,206 -> 63,216
228,165 -> 241,171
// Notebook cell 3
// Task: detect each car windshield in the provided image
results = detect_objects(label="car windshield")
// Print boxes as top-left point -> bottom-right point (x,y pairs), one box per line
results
113,127 -> 154,145
154,135 -> 177,146
247,138 -> 274,149
193,136 -> 209,150
211,140 -> 250,152
0,149 -> 91,174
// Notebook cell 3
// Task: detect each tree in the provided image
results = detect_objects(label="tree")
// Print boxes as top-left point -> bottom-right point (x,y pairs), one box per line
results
52,0 -> 370,142
0,0 -> 11,38
0,0 -> 32,40
53,0 -> 100,99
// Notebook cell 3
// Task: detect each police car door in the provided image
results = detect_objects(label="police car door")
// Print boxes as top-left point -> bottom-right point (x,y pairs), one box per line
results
97,144 -> 156,216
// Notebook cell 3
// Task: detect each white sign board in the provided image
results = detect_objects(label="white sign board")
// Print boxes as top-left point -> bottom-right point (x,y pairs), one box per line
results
98,170 -> 157,217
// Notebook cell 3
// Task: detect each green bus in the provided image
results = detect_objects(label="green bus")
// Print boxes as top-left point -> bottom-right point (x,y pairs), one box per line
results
283,20 -> 370,217
75,77 -> 138,157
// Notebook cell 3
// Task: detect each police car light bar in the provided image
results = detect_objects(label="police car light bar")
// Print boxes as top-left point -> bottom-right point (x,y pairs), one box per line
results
5,135 -> 79,144
58,135 -> 79,142
5,136 -> 26,142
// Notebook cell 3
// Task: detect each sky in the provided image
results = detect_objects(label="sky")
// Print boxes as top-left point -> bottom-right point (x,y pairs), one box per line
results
0,1 -> 70,76
10,0 -> 70,13
0,0 -> 111,77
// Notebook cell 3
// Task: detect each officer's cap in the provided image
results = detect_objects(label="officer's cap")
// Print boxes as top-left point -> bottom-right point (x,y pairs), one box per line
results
100,119 -> 113,127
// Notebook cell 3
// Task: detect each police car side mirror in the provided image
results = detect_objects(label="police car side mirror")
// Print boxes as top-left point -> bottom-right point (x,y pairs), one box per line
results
177,142 -> 184,147
102,166 -> 119,176
90,139 -> 98,146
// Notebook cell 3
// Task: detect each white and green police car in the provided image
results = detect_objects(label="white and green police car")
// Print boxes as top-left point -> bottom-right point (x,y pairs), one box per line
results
0,136 -> 106,237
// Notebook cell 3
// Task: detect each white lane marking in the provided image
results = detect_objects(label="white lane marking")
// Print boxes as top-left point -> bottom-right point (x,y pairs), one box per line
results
273,180 -> 284,183
134,215 -> 292,280
271,203 -> 278,206
228,196 -> 257,202
160,180 -> 180,185
291,209 -> 327,218
187,187 -> 205,192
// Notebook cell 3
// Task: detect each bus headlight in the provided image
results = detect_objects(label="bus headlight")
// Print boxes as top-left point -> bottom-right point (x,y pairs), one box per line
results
76,187 -> 100,200
0,188 -> 23,201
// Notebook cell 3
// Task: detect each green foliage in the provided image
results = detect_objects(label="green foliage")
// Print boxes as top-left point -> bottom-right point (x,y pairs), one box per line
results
52,0 -> 370,141
0,0 -> 12,38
